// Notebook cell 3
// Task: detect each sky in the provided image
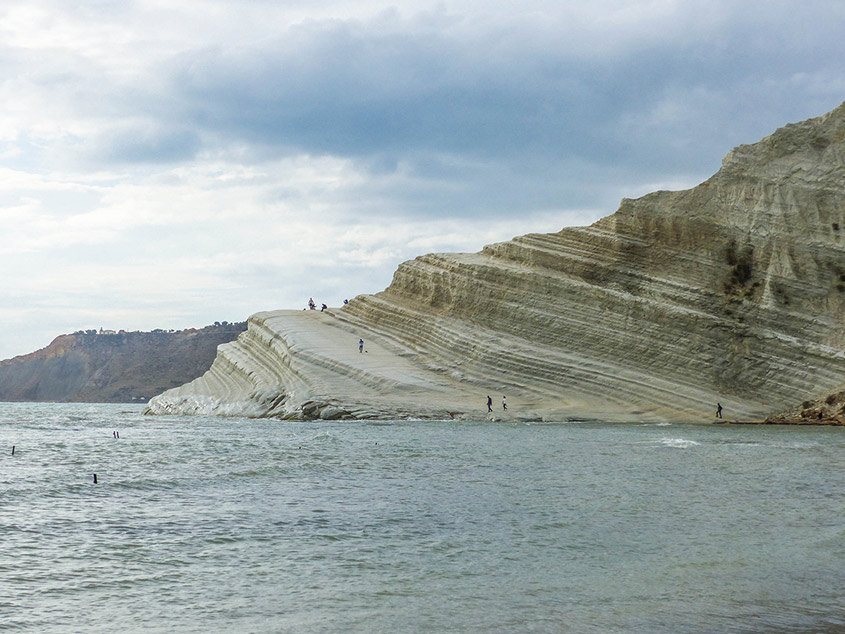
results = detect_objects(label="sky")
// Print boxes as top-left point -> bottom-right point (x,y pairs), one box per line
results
1,0 -> 844,360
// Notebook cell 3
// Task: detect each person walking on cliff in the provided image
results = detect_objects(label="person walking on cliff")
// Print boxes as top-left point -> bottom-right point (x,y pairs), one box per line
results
716,402 -> 723,418
359,338 -> 364,353
487,395 -> 492,413
502,395 -> 507,411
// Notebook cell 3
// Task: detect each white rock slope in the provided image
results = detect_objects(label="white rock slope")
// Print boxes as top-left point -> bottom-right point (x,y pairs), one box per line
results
146,103 -> 845,421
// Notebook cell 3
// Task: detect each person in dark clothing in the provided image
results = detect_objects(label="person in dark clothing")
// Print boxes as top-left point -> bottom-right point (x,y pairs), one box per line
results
359,338 -> 364,353
716,403 -> 723,418
502,395 -> 507,411
487,395 -> 492,413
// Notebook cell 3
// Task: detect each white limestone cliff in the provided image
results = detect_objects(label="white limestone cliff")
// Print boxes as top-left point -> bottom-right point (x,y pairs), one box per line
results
145,103 -> 845,422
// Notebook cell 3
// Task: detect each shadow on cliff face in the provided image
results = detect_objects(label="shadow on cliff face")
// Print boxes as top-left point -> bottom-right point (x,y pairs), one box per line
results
724,239 -> 754,290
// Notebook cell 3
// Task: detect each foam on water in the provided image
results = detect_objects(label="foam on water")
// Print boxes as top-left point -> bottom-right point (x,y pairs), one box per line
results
659,437 -> 701,448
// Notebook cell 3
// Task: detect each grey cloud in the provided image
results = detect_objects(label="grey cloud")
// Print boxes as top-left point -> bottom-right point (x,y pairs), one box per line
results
92,124 -> 201,164
167,13 -> 842,157
55,3 -> 845,218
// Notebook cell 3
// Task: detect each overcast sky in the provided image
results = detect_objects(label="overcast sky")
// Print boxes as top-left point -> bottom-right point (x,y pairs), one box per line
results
1,0 -> 844,360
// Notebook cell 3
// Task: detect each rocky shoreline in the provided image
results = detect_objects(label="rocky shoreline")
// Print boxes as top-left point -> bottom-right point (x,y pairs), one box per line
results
717,419 -> 845,426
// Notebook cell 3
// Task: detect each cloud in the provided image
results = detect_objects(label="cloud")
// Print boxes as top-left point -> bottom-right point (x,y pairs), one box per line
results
8,2 -> 845,180
115,2 -> 842,208
90,122 -> 201,164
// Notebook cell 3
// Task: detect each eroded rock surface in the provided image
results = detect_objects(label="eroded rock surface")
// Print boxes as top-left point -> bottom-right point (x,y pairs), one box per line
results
146,104 -> 845,421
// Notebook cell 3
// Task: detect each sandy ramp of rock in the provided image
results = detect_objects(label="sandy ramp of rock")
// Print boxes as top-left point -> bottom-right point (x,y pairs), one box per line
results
260,309 -> 462,406
146,309 -> 500,419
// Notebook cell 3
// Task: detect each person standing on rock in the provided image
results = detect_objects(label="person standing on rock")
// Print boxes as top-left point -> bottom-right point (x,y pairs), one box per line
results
487,395 -> 492,413
359,338 -> 364,353
716,403 -> 723,418
502,395 -> 507,411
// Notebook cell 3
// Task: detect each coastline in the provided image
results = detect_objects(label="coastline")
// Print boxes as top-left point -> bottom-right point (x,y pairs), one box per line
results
715,419 -> 845,426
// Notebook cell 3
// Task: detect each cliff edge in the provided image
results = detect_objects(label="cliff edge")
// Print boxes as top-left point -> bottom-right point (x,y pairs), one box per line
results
146,104 -> 845,422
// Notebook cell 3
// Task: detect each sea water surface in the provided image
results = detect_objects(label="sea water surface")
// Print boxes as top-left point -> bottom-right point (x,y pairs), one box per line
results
1,402 -> 843,633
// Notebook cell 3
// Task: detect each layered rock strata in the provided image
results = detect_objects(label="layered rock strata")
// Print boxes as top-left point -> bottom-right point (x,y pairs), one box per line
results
146,104 -> 845,421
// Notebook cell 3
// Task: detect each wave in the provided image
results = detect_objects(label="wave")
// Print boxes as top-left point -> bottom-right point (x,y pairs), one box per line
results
660,437 -> 700,449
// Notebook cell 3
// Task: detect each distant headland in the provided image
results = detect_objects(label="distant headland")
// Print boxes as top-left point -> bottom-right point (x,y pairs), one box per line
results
0,322 -> 246,403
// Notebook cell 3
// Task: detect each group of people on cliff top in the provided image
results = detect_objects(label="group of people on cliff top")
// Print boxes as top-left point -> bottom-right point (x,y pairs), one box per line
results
308,298 -> 328,312
308,298 -> 350,311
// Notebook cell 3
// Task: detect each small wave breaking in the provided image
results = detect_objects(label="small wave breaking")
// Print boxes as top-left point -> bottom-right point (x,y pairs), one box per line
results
660,437 -> 700,449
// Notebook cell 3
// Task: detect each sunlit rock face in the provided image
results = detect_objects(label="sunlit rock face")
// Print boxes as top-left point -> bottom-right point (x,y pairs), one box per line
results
146,104 -> 845,422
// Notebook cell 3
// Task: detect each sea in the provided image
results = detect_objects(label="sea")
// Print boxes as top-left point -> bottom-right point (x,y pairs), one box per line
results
1,402 -> 843,634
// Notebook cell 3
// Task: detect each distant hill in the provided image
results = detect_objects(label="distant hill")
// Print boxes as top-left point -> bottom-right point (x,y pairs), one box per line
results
0,323 -> 246,403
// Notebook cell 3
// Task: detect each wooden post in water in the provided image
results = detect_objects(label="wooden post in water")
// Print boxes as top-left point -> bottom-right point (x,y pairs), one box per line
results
11,445 -> 15,456
93,473 -> 98,484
